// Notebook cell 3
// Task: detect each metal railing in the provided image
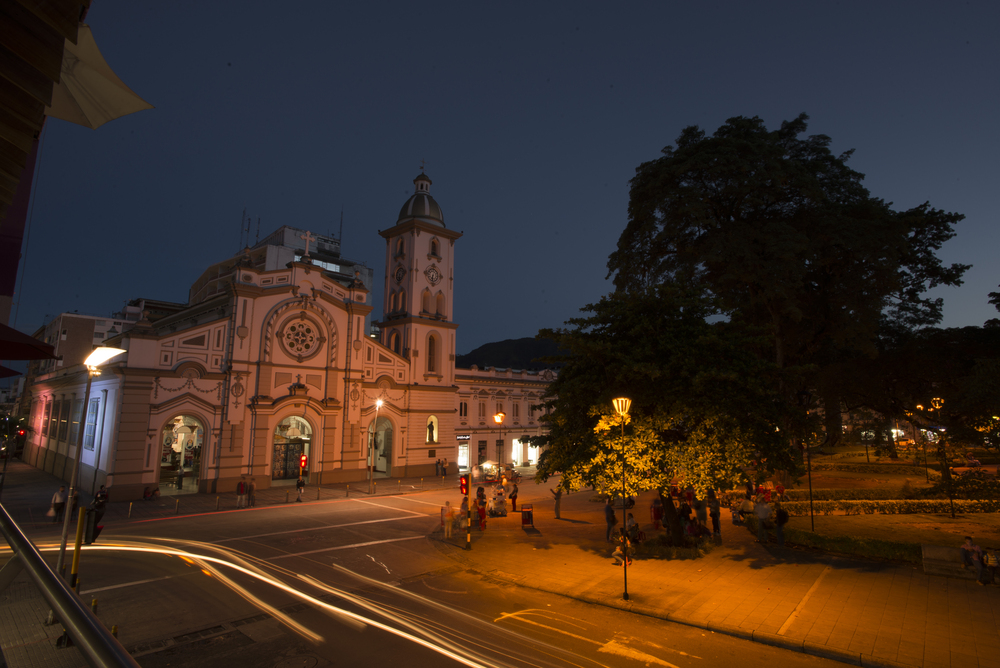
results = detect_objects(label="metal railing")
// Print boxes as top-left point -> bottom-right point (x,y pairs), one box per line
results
0,502 -> 139,667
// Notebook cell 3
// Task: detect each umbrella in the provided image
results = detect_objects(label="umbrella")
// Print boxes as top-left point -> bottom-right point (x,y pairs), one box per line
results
44,24 -> 153,129
0,323 -> 56,361
0,365 -> 19,379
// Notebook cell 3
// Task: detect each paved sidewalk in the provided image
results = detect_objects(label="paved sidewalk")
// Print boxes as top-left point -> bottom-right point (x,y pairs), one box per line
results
434,487 -> 1000,668
2,459 -> 999,668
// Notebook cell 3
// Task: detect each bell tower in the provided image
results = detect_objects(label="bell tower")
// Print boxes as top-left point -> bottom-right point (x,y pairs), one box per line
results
379,173 -> 462,386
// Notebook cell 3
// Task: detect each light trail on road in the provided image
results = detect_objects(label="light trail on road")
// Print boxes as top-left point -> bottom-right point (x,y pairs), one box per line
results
26,537 -> 613,668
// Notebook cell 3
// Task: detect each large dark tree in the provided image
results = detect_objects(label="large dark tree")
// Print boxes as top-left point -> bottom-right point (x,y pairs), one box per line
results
607,114 -> 967,444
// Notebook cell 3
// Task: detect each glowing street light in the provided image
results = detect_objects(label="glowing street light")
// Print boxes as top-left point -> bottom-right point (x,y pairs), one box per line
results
612,396 -> 631,601
493,411 -> 506,466
56,347 -> 126,577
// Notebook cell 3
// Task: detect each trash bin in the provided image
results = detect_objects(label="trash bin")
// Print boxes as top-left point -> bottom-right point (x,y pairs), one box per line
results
521,504 -> 533,527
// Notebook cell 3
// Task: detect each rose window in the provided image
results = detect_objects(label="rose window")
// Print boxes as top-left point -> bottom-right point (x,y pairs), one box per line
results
284,323 -> 315,354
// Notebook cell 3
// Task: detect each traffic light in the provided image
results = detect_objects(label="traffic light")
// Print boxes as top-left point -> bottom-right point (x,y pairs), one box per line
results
299,454 -> 308,469
459,475 -> 469,496
84,508 -> 103,544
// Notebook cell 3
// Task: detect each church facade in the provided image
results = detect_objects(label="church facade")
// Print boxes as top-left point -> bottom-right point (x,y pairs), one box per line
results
22,174 -> 553,499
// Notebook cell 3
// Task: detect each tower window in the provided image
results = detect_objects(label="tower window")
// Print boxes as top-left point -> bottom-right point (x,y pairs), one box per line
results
459,401 -> 468,417
427,334 -> 438,373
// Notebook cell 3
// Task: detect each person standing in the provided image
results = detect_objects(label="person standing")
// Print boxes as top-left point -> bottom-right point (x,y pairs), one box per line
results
442,501 -> 454,539
236,477 -> 246,508
51,486 -> 67,523
775,503 -> 789,547
248,478 -> 257,508
604,498 -> 617,542
961,536 -> 987,584
754,497 -> 771,543
442,458 -> 449,477
296,476 -> 305,502
707,489 -> 721,538
551,487 -> 562,519
435,459 -> 442,477
510,483 -> 519,512
694,495 -> 708,534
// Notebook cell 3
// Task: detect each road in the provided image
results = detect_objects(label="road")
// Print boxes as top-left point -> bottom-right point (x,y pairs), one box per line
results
38,491 -> 843,668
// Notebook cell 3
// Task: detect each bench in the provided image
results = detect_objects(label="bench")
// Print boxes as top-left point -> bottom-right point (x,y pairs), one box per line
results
921,544 -> 977,580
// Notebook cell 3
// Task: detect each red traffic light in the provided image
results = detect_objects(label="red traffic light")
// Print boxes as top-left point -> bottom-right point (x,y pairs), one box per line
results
459,475 -> 469,495
299,454 -> 308,468
17,429 -> 25,437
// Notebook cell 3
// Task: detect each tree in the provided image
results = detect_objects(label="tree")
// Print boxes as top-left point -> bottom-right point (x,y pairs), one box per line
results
608,114 -> 967,446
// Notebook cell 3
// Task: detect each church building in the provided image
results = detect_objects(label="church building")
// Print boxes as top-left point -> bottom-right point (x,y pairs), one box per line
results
22,174 -> 553,499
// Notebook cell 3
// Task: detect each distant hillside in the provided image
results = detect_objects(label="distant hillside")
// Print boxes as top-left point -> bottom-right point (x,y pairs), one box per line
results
456,337 -> 568,370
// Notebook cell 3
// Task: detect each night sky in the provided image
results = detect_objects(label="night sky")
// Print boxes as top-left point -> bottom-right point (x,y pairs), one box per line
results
10,1 -> 999,359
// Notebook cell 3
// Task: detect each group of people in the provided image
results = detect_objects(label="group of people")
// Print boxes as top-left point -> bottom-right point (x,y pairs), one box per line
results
236,476 -> 258,508
48,484 -> 108,523
736,491 -> 790,546
434,458 -> 450,477
441,478 -> 520,536
962,536 -> 1000,586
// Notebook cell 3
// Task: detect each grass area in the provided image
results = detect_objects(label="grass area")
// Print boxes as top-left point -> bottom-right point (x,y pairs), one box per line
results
786,512 -> 1000,551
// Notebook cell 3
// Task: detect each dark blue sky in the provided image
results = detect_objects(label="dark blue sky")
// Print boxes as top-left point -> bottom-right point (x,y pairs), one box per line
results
11,1 -> 999,356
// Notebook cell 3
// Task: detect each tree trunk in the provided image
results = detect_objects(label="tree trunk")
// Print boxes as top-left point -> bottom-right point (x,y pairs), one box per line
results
822,386 -> 842,448
885,416 -> 899,459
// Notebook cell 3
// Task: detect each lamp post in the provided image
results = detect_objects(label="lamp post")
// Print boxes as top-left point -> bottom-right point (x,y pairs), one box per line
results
55,347 -> 126,577
612,396 -> 631,601
493,412 -> 506,469
368,399 -> 383,495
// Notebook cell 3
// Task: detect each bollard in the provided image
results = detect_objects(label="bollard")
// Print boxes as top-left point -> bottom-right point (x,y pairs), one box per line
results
317,486 -> 321,500
421,477 -> 423,489
285,491 -> 289,503
174,498 -> 180,514
398,480 -> 401,492
128,501 -> 133,519
91,598 -> 98,614
75,578 -> 81,595
216,497 -> 220,511
374,482 -> 377,494
111,625 -> 118,638
346,485 -> 349,497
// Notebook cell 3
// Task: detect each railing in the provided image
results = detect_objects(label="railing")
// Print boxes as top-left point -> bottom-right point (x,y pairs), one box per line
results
0,503 -> 140,667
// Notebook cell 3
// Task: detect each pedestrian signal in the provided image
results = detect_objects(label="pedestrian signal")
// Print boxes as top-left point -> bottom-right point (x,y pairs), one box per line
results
459,475 -> 469,496
84,508 -> 103,544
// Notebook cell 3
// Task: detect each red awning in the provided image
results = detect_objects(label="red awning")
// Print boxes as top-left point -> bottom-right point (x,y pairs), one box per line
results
0,323 -> 56,361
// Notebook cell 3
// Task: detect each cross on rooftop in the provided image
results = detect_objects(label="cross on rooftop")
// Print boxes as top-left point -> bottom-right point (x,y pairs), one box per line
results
299,230 -> 316,259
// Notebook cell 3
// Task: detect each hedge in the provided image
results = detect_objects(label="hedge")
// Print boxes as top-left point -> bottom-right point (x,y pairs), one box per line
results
779,498 -> 1000,516
810,463 -> 934,476
742,514 -> 923,564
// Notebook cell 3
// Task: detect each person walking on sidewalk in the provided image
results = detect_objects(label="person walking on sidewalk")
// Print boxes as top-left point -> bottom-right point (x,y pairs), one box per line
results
50,486 -> 67,523
754,497 -> 771,543
236,477 -> 247,508
248,478 -> 257,508
551,487 -> 562,519
510,483 -> 519,512
296,476 -> 305,502
605,498 -> 618,542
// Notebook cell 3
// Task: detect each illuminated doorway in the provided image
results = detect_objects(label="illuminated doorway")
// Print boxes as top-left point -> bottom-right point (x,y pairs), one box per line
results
273,416 -> 311,480
159,415 -> 204,495
367,416 -> 393,478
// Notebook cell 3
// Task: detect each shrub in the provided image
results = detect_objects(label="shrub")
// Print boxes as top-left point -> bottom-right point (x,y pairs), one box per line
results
810,463 -> 934,476
780,498 -> 1000,516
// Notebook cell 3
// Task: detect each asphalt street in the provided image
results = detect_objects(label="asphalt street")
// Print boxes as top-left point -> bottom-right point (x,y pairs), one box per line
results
24,490 -> 846,668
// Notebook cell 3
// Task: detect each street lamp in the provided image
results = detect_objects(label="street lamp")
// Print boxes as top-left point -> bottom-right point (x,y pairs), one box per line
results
368,399 -> 383,495
493,412 -> 506,468
612,396 -> 631,601
56,346 -> 126,577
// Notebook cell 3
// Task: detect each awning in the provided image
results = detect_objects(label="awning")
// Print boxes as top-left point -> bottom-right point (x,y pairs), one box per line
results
0,322 -> 56,360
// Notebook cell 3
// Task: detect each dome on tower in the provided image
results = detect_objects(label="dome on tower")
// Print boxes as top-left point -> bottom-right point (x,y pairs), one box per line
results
397,173 -> 444,227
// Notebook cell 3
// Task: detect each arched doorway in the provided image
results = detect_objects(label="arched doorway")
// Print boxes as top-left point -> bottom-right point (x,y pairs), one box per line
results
159,415 -> 204,495
273,416 -> 311,481
367,416 -> 393,478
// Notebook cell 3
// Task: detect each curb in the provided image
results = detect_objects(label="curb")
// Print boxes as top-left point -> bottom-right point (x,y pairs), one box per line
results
802,641 -> 861,665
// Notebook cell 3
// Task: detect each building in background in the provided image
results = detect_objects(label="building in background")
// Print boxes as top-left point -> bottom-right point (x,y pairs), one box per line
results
22,174 -> 553,499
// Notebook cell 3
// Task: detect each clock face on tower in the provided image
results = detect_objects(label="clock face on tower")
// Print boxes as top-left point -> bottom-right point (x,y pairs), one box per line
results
425,265 -> 441,285
394,266 -> 406,284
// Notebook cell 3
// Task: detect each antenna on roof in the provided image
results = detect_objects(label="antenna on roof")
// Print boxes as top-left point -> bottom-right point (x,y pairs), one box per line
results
255,217 -> 260,245
339,206 -> 344,242
239,208 -> 246,251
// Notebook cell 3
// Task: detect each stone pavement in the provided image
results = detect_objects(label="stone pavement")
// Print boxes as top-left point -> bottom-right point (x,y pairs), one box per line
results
1,458 -> 999,668
436,487 -> 1000,668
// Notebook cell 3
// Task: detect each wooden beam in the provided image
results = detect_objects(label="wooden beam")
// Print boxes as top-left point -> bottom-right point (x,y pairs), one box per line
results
0,43 -> 55,105
15,0 -> 89,45
0,0 -> 66,83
